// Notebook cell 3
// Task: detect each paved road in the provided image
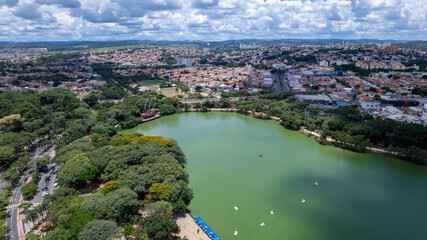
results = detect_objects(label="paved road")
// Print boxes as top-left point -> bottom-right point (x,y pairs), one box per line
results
6,145 -> 57,240
273,73 -> 290,93
6,169 -> 33,240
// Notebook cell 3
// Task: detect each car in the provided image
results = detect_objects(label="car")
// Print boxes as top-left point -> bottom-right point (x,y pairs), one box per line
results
53,183 -> 58,187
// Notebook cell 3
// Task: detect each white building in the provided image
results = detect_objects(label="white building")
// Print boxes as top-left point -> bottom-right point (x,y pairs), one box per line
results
177,57 -> 192,67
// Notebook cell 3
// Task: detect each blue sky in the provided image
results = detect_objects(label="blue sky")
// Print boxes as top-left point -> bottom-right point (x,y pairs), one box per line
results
1,0 -> 426,41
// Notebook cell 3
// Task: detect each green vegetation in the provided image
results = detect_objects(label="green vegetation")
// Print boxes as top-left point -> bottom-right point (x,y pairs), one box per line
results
79,220 -> 121,240
0,87 -> 186,240
145,214 -> 179,240
42,132 -> 190,239
21,182 -> 38,199
194,95 -> 427,165
21,171 -> 40,199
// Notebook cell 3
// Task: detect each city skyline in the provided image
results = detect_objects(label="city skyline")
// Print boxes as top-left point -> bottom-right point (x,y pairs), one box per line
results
1,0 -> 426,42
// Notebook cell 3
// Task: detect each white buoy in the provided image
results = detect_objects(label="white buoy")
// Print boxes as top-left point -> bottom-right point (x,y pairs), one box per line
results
234,231 -> 238,236
315,181 -> 319,186
301,199 -> 306,203
234,206 -> 238,211
260,222 -> 265,227
270,210 -> 274,215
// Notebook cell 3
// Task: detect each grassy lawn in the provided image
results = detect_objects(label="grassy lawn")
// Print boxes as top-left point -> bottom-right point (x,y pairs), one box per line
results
140,80 -> 161,86
138,81 -> 160,93
159,87 -> 188,98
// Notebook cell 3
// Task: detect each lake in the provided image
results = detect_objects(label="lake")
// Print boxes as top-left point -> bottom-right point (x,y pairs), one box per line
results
125,112 -> 427,240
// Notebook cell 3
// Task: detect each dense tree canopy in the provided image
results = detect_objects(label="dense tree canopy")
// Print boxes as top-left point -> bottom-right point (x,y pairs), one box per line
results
145,214 -> 179,240
57,153 -> 98,187
79,220 -> 121,240
42,125 -> 191,239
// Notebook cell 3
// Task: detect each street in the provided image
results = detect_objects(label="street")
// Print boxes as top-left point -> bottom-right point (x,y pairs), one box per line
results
5,145 -> 57,240
273,72 -> 289,93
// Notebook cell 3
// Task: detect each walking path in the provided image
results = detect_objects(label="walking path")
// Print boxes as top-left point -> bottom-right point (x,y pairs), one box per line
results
176,213 -> 211,240
301,128 -> 399,156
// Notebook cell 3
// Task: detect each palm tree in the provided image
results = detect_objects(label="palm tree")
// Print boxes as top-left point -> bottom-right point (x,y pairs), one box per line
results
22,218 -> 27,234
39,203 -> 48,220
29,210 -> 38,228
31,209 -> 41,225
34,206 -> 43,222
24,213 -> 33,230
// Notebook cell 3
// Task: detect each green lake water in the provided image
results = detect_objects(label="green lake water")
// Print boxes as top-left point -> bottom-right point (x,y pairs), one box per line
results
125,112 -> 427,240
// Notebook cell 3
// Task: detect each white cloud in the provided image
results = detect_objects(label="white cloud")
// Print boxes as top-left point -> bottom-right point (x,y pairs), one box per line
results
0,0 -> 425,41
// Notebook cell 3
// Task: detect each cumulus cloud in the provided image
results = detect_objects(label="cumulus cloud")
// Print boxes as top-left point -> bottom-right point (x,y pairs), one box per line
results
71,0 -> 182,23
35,0 -> 81,8
191,0 -> 219,9
0,0 -> 425,41
0,0 -> 18,7
13,2 -> 42,19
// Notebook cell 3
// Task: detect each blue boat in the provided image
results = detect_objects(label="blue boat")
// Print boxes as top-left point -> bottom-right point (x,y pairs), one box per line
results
194,216 -> 222,240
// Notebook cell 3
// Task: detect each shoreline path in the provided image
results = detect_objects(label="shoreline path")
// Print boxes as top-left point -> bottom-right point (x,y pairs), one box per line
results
176,213 -> 211,240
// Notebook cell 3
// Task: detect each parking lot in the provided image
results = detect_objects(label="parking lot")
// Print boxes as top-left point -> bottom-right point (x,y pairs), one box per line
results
32,163 -> 59,204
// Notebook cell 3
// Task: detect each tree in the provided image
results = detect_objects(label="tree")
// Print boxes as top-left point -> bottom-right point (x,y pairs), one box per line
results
25,233 -> 40,240
57,153 -> 98,187
0,196 -> 8,210
61,123 -> 87,143
146,183 -> 172,201
104,188 -> 140,222
39,88 -> 80,113
73,107 -> 92,119
34,157 -> 49,171
168,97 -> 180,107
146,201 -> 173,218
172,199 -> 187,213
0,146 -> 14,166
219,99 -> 231,108
83,94 -> 99,107
133,136 -> 173,147
122,224 -> 134,237
99,180 -> 118,194
79,220 -> 121,240
43,228 -> 72,240
145,214 -> 179,240
0,114 -> 24,131
21,183 -> 38,199
0,220 -> 8,240
281,114 -> 303,130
